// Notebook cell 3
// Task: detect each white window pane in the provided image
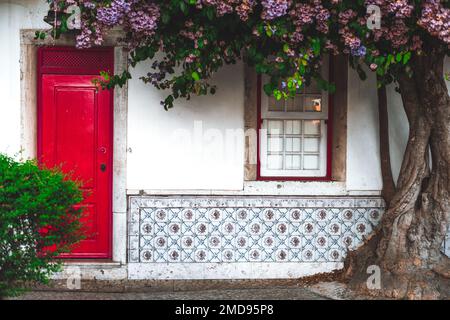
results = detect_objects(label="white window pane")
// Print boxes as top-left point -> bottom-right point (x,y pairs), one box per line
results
304,96 -> 322,112
304,137 -> 320,153
267,120 -> 283,135
285,138 -> 292,153
286,137 -> 301,152
285,120 -> 301,135
285,155 -> 301,170
268,137 -> 283,152
304,120 -> 321,135
286,97 -> 302,112
269,96 -> 284,111
303,155 -> 320,170
267,155 -> 283,170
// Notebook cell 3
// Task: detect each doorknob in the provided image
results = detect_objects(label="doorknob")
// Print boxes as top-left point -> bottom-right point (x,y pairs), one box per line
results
100,163 -> 107,172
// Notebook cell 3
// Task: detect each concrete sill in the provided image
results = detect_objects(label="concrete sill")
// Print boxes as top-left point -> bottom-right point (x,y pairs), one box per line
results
62,260 -> 123,269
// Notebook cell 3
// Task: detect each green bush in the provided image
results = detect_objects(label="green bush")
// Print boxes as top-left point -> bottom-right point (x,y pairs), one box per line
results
0,154 -> 85,298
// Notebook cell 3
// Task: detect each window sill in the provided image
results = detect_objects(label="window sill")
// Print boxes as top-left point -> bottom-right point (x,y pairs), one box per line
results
242,180 -> 348,196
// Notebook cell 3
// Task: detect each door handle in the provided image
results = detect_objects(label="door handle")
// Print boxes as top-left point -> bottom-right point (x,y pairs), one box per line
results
100,163 -> 107,172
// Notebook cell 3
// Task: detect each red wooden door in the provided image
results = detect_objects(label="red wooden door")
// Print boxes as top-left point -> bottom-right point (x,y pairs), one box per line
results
38,48 -> 113,259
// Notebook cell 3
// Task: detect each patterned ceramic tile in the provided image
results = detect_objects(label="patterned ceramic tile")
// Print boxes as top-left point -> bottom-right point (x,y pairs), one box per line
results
127,196 -> 448,263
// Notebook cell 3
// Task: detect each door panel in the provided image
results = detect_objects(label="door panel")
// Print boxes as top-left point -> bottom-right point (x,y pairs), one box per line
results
40,75 -> 112,259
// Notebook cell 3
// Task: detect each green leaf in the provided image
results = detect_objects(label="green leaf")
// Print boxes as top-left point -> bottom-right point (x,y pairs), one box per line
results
403,52 -> 412,65
263,83 -> 273,96
100,71 -> 110,81
274,90 -> 282,100
311,38 -> 321,56
161,13 -> 170,24
388,54 -> 395,64
179,2 -> 187,14
255,64 -> 268,74
191,71 -> 200,81
206,8 -> 214,20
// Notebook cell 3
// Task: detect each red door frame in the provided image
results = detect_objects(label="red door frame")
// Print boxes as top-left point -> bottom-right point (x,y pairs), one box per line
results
256,57 -> 335,182
37,46 -> 114,259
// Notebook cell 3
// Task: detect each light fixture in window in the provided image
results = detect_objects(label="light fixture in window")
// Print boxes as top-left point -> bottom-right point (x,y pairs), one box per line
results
304,97 -> 322,112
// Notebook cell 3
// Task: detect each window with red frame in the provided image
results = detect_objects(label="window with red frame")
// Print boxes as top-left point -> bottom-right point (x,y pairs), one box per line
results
258,59 -> 332,180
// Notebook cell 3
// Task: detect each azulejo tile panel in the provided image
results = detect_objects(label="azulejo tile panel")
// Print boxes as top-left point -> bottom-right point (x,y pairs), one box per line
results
128,196 -> 390,263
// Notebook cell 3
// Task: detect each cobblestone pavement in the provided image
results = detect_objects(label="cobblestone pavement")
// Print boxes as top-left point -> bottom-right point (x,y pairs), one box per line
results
11,287 -> 330,300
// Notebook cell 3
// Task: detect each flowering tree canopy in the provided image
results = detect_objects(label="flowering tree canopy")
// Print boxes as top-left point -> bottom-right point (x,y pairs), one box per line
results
45,0 -> 449,109
42,1 -> 450,299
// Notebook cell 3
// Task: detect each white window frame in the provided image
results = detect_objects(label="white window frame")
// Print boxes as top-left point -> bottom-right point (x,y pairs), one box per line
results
259,58 -> 330,178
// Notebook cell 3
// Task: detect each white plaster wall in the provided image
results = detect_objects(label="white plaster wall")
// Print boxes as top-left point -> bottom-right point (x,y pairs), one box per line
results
0,0 -> 48,157
346,67 -> 383,192
386,57 -> 450,184
127,61 -> 245,190
386,82 -> 408,184
128,61 -> 386,192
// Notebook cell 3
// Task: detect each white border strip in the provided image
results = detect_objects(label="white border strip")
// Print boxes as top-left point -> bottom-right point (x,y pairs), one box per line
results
128,262 -> 343,280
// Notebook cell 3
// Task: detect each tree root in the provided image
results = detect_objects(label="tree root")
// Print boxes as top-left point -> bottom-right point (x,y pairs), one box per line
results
342,248 -> 450,300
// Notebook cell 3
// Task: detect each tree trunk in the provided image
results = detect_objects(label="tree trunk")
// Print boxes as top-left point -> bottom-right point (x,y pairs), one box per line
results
344,51 -> 450,299
377,83 -> 396,206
